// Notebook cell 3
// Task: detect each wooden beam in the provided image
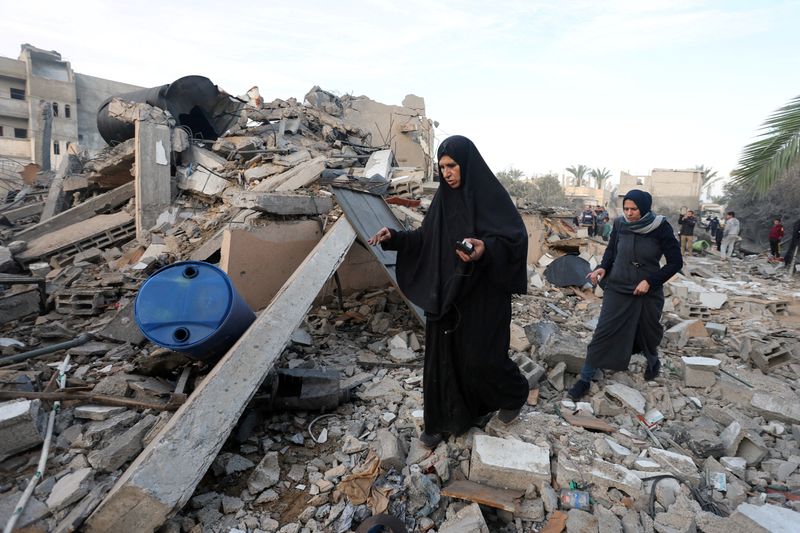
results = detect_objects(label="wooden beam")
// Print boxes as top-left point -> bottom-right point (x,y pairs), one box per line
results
14,182 -> 134,242
84,217 -> 356,533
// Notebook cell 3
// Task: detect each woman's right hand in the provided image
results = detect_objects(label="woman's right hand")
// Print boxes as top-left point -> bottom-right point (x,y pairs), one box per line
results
587,267 -> 606,285
368,227 -> 391,246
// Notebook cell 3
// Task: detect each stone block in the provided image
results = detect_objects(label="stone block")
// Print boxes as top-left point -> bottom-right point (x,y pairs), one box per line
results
176,165 -> 231,197
751,392 -> 800,424
469,435 -> 550,491
719,421 -> 768,466
681,356 -> 720,388
664,318 -> 708,348
0,399 -> 46,458
648,448 -> 700,483
372,429 -> 406,471
248,451 -> 280,493
605,383 -> 646,414
733,502 -> 800,532
46,467 -> 94,510
557,452 -> 643,499
438,502 -> 489,533
87,414 -> 157,472
511,352 -> 545,388
705,322 -> 727,337
698,291 -> 727,309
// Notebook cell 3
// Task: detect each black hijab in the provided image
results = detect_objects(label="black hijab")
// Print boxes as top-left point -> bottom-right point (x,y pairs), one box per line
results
395,135 -> 528,318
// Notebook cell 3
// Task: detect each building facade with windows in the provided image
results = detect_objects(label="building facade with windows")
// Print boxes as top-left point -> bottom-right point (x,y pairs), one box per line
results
0,44 -> 142,170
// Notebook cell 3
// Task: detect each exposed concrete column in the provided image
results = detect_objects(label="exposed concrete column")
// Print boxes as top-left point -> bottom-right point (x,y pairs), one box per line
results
134,114 -> 172,239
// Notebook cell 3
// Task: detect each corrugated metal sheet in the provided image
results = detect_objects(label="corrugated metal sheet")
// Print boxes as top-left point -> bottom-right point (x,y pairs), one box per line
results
332,185 -> 425,324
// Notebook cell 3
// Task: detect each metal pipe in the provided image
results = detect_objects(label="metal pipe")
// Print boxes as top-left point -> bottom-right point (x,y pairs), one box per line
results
0,333 -> 93,367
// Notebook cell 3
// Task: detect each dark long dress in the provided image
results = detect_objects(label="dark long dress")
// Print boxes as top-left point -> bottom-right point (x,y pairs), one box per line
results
381,135 -> 529,436
587,218 -> 682,370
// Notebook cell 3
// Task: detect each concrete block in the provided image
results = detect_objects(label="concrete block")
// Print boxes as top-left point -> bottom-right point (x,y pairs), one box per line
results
705,322 -> 727,337
720,421 -> 768,466
509,322 -> 531,352
556,452 -> 642,499
0,288 -> 41,324
648,448 -> 700,483
679,303 -> 711,320
0,399 -> 46,458
469,435 -> 550,491
681,356 -> 720,388
749,341 -> 793,373
720,456 -> 746,478
248,452 -> 280,494
653,508 -> 696,533
232,191 -> 333,215
511,352 -> 544,388
372,429 -> 406,471
698,291 -> 727,309
733,502 -> 800,532
605,382 -> 646,414
74,405 -> 127,421
438,502 -> 488,533
664,319 -> 708,348
176,165 -> 231,197
87,414 -> 157,472
751,392 -> 800,424
46,467 -> 94,510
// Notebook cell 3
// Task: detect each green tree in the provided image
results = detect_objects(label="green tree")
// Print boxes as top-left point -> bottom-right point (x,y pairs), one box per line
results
589,167 -> 612,189
731,94 -> 800,196
565,164 -> 590,187
496,167 -> 529,198
535,174 -> 566,205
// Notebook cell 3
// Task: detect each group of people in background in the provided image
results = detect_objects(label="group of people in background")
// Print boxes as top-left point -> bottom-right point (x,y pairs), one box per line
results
696,211 -> 741,259
577,204 -> 611,240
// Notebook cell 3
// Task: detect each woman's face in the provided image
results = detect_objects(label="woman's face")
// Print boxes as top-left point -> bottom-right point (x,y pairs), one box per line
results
439,155 -> 461,189
623,199 -> 641,222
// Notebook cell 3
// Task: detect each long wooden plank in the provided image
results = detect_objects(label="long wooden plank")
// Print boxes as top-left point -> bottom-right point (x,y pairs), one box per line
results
14,182 -> 134,242
84,217 -> 356,533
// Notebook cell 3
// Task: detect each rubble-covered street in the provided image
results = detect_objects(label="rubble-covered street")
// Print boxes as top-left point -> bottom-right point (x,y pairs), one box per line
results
2,77 -> 800,533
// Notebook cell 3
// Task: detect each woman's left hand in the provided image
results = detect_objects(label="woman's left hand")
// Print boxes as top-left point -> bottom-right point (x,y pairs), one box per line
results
633,280 -> 650,296
456,238 -> 485,262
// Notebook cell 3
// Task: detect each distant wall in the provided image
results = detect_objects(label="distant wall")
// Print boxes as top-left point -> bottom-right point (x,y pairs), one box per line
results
75,73 -> 144,154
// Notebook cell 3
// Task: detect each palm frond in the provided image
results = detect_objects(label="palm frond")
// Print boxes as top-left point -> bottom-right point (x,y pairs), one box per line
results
731,94 -> 800,196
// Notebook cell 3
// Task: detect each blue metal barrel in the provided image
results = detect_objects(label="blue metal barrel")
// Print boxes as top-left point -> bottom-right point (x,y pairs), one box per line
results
134,261 -> 255,360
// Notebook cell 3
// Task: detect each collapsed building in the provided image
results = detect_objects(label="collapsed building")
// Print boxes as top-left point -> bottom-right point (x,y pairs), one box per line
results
0,71 -> 799,533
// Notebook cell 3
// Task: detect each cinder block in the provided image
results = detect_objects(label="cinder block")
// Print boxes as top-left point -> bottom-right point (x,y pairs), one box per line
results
469,435 -> 550,491
750,341 -> 792,373
679,303 -> 711,320
0,400 -> 46,458
681,356 -> 720,388
720,420 -> 768,466
511,352 -> 545,388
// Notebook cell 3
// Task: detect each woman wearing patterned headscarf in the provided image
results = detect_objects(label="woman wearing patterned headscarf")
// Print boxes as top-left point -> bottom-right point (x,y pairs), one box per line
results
368,135 -> 529,448
568,189 -> 682,400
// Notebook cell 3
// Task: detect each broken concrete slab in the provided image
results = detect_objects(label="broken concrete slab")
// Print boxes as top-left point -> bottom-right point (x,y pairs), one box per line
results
87,414 -> 157,473
252,157 -> 325,193
664,319 -> 708,348
135,118 -> 172,238
0,288 -> 41,324
176,165 -> 231,198
438,502 -> 489,533
720,420 -> 768,466
248,451 -> 280,494
372,429 -> 407,471
605,382 -> 646,414
751,392 -> 800,424
698,291 -> 728,309
46,467 -> 94,510
232,191 -> 333,215
681,356 -> 720,388
733,502 -> 800,532
556,452 -> 643,499
84,218 -> 356,533
74,405 -> 128,421
647,448 -> 700,483
0,399 -> 46,458
469,435 -> 550,491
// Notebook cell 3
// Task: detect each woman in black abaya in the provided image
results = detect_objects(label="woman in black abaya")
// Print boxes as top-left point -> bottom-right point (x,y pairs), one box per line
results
369,135 -> 529,448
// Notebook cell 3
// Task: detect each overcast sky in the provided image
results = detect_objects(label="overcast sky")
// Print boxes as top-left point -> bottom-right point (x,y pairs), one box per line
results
3,0 -> 800,189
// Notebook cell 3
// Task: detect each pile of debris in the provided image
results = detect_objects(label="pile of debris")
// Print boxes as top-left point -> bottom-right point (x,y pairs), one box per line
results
1,81 -> 800,532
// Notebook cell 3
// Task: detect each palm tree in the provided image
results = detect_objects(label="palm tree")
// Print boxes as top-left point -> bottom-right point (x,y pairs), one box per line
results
589,167 -> 612,189
695,164 -> 721,196
731,94 -> 800,195
566,164 -> 590,187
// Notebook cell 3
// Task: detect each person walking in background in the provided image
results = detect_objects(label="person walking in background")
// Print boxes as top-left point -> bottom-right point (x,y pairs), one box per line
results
602,215 -> 612,241
568,190 -> 682,400
720,211 -> 740,260
706,216 -> 720,250
768,217 -> 784,262
594,205 -> 608,239
678,210 -> 697,256
369,135 -> 529,449
715,218 -> 724,251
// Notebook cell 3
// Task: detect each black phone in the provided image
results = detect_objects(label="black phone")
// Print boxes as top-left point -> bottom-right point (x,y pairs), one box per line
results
455,239 -> 474,255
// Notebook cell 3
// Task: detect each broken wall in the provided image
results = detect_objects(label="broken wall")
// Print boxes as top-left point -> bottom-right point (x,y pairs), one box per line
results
522,212 -> 547,266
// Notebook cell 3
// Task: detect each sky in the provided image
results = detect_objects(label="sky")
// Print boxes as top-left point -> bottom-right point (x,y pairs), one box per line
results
3,0 -> 800,192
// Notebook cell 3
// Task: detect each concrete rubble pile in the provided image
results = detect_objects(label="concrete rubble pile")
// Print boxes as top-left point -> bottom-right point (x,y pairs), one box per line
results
1,89 -> 800,533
